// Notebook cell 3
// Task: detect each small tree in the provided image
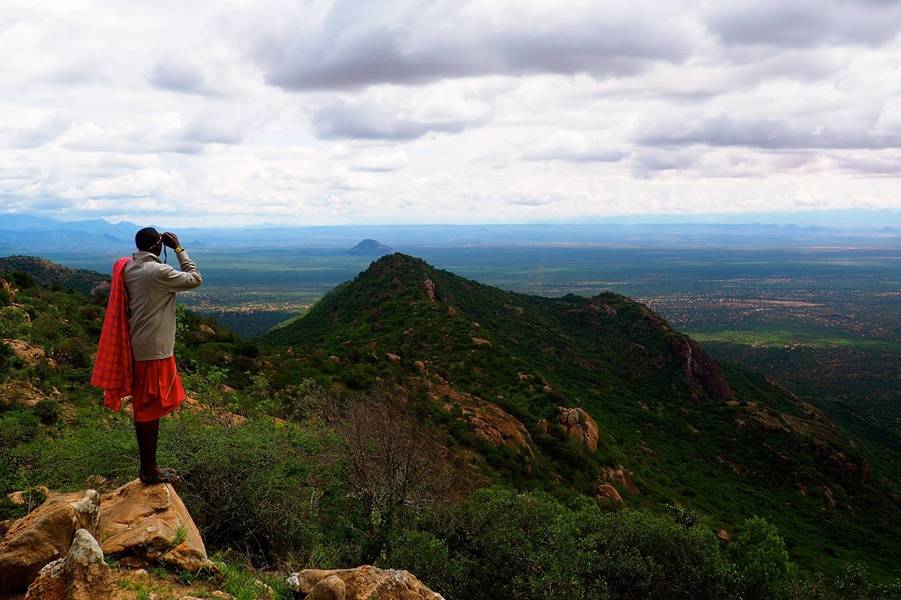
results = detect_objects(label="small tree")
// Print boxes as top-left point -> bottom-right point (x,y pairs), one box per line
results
333,387 -> 461,563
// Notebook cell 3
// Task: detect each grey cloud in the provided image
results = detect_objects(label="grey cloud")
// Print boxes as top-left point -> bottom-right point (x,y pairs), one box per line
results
635,115 -> 901,150
4,117 -> 70,149
312,99 -> 483,140
523,148 -> 626,163
149,59 -> 218,96
250,0 -> 695,90
705,0 -> 901,47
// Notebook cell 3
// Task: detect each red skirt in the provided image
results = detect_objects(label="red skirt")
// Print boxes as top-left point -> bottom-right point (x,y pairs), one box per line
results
131,356 -> 185,422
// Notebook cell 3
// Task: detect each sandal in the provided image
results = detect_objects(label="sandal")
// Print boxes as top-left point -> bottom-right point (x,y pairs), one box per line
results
139,466 -> 182,485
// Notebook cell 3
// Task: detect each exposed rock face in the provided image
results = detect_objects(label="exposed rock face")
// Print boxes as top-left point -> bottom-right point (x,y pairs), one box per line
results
431,384 -> 533,455
596,484 -> 625,509
598,465 -> 639,494
422,278 -> 437,303
670,337 -> 732,402
24,529 -> 110,600
556,406 -> 599,452
287,566 -> 444,600
3,338 -> 53,367
0,380 -> 47,409
98,480 -> 209,572
0,490 -> 100,594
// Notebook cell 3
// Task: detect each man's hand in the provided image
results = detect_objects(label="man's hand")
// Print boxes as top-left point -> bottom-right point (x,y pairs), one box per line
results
161,232 -> 180,249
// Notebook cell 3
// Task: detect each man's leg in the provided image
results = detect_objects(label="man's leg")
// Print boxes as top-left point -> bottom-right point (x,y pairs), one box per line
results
134,419 -> 160,479
134,419 -> 180,483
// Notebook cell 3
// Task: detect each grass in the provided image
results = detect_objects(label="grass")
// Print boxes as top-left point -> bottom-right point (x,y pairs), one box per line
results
689,328 -> 899,349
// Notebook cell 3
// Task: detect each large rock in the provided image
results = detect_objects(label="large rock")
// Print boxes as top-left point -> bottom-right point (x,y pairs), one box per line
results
98,480 -> 209,572
24,528 -> 110,600
598,465 -> 640,495
596,483 -> 625,509
0,490 -> 100,594
671,337 -> 733,402
556,406 -> 599,452
431,384 -> 533,456
287,566 -> 444,600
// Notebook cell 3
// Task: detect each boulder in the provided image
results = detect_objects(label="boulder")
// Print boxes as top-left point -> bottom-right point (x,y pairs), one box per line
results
422,278 -> 437,303
24,529 -> 110,600
0,490 -> 100,594
556,406 -> 599,452
431,384 -> 533,455
287,565 -> 444,600
598,465 -> 640,494
596,484 -> 625,509
98,480 -> 209,572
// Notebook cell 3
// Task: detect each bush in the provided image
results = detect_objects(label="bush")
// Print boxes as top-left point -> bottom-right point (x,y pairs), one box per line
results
33,399 -> 61,425
387,487 -> 802,600
12,408 -> 352,567
730,516 -> 796,599
0,409 -> 40,447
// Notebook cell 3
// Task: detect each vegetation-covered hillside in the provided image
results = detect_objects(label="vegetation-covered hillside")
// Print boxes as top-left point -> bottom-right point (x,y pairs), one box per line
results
263,253 -> 899,579
1,256 -> 898,599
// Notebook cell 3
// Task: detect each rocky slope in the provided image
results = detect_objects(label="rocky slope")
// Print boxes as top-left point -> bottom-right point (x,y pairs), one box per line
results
261,253 -> 896,573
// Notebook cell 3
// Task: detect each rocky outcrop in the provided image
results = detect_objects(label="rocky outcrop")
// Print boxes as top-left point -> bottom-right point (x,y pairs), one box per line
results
0,490 -> 100,593
431,384 -> 533,455
596,484 -> 625,509
670,337 -> 732,402
24,529 -> 110,600
556,406 -> 599,452
422,278 -> 437,303
0,380 -> 48,409
98,480 -> 210,572
287,566 -> 444,600
598,465 -> 639,494
2,338 -> 53,367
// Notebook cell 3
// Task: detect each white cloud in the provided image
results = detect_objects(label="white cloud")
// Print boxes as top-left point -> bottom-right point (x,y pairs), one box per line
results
0,0 -> 900,226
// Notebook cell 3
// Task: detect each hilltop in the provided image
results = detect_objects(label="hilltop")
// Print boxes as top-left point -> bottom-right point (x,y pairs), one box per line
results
262,253 -> 897,576
347,239 -> 395,256
0,255 -> 108,295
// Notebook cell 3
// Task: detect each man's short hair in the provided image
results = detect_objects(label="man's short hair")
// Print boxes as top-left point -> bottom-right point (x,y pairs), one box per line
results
135,227 -> 161,251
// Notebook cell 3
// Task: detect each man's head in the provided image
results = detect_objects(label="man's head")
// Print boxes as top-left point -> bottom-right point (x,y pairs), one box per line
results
135,227 -> 163,255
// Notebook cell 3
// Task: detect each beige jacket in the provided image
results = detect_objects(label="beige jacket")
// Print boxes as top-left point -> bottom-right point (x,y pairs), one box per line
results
123,250 -> 202,361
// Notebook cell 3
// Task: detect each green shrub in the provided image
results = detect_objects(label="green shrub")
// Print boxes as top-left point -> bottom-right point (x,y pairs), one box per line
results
730,516 -> 796,599
0,409 -> 40,447
0,306 -> 30,338
388,487 -> 801,600
33,399 -> 61,425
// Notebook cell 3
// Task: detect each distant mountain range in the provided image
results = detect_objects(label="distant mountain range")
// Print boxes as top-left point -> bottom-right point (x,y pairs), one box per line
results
2,213 -> 900,255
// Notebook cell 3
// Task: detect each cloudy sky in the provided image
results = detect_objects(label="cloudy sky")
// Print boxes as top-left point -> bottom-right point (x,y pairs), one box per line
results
2,0 -> 901,226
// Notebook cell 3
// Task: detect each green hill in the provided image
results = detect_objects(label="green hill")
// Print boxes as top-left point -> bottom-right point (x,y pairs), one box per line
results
262,253 -> 899,577
0,255 -> 109,295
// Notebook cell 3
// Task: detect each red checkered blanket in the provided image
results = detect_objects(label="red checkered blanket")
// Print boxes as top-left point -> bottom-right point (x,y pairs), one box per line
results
90,257 -> 132,412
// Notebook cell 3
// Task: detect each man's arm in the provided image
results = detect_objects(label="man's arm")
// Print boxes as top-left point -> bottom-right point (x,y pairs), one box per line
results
156,231 -> 202,291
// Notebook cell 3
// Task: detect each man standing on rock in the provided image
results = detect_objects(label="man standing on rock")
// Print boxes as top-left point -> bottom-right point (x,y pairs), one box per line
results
92,227 -> 202,484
